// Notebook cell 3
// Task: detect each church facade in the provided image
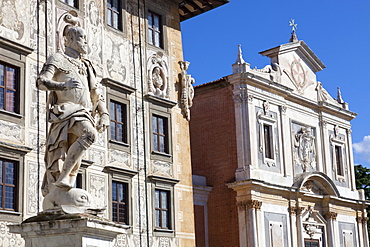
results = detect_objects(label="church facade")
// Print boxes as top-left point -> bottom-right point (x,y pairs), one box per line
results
0,0 -> 228,246
190,35 -> 369,246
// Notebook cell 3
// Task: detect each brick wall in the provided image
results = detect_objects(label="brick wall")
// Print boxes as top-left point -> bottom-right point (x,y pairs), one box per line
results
190,82 -> 239,247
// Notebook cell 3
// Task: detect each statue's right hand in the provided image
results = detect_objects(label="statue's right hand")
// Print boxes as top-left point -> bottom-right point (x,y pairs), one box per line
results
65,79 -> 82,90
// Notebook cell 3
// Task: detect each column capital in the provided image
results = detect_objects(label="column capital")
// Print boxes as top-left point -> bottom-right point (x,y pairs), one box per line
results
289,206 -> 305,215
324,211 -> 338,220
246,200 -> 262,210
237,201 -> 247,210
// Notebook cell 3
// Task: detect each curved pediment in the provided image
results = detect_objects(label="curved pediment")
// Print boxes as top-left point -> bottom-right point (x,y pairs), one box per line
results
292,172 -> 340,197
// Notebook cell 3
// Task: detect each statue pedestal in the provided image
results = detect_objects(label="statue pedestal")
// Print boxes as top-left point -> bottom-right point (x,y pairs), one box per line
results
8,212 -> 128,247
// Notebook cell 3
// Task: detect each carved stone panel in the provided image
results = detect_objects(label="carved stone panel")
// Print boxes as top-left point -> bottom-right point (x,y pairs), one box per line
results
338,222 -> 357,247
30,0 -> 53,54
264,212 -> 288,247
88,174 -> 106,209
0,0 -> 28,43
147,52 -> 169,99
86,0 -> 104,76
26,162 -> 45,216
0,120 -> 23,144
291,122 -> 317,174
108,149 -> 131,168
151,160 -> 173,177
88,148 -> 105,166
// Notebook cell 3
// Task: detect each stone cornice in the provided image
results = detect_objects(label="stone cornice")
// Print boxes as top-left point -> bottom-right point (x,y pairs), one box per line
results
0,141 -> 32,155
101,78 -> 136,94
228,73 -> 356,121
227,178 -> 368,208
0,36 -> 34,56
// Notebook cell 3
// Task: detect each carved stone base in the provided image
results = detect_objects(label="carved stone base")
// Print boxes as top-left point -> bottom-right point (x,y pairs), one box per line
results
8,212 -> 129,247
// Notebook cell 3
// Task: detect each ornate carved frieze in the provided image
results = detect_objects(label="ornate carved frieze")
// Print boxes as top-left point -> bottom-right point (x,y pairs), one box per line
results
178,61 -> 195,121
0,221 -> 24,247
293,126 -> 316,172
147,52 -> 169,99
113,234 -> 128,247
158,237 -> 171,247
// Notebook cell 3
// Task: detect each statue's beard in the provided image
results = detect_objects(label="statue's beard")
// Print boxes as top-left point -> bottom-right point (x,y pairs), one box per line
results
78,44 -> 88,54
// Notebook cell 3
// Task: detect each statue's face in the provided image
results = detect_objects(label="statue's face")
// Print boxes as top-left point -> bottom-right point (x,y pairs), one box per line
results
69,28 -> 88,55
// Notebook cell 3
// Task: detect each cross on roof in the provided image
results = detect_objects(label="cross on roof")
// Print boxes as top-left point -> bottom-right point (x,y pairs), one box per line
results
289,19 -> 298,33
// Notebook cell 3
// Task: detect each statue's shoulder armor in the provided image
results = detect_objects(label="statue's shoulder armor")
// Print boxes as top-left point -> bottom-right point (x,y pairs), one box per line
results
45,53 -> 70,73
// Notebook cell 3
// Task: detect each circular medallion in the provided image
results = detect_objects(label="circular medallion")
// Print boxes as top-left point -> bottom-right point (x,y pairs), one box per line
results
291,60 -> 306,86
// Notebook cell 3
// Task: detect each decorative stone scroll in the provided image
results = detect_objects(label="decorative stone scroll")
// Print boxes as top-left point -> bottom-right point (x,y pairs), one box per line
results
252,62 -> 281,83
147,52 -> 169,98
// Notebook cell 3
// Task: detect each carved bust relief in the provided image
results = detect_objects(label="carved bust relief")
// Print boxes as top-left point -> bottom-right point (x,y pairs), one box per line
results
147,52 -> 169,98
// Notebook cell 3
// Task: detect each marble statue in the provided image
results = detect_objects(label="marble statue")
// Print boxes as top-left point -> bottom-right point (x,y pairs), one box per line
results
179,61 -> 195,121
37,22 -> 109,210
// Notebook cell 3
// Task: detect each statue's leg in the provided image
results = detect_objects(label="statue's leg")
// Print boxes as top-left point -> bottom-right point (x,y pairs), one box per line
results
55,120 -> 97,188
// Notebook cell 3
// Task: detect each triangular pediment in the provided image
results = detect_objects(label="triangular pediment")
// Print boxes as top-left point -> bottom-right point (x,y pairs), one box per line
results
259,41 -> 326,100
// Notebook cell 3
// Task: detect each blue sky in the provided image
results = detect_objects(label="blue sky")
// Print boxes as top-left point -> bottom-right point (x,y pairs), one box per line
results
181,0 -> 370,167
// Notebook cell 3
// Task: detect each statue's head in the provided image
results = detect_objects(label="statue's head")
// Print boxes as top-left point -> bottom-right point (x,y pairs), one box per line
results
65,26 -> 88,55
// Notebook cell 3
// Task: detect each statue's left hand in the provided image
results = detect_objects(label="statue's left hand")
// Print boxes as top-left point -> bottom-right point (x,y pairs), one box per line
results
97,113 -> 110,133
